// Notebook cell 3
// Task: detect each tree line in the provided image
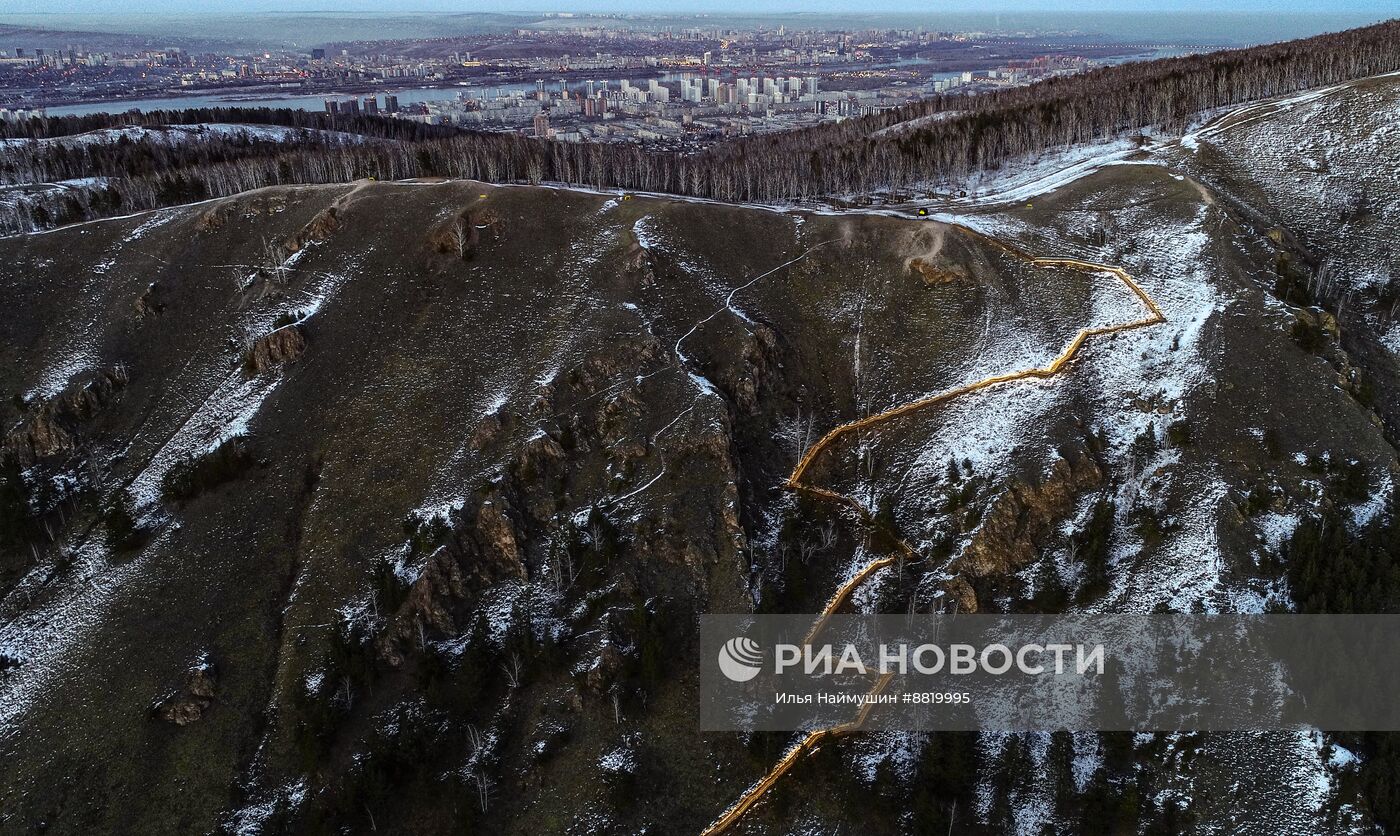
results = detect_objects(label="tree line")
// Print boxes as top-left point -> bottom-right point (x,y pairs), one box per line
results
0,127 -> 361,186
1,19 -> 1398,233
0,106 -> 462,143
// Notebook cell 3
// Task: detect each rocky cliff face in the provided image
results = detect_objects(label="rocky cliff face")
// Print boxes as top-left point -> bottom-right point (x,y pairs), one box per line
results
4,366 -> 128,466
952,449 -> 1104,610
244,324 -> 307,374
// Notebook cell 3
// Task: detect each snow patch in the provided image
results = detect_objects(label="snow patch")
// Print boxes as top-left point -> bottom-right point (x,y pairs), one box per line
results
1255,511 -> 1300,553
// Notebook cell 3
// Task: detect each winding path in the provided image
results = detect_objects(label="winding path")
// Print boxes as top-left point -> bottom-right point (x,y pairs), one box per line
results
700,221 -> 1165,836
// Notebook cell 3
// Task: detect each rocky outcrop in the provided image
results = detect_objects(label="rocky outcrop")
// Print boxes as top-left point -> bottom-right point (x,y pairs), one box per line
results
512,432 -> 568,523
195,192 -> 291,232
578,641 -> 624,696
429,208 -> 501,260
285,206 -> 339,254
393,546 -> 468,643
473,499 -> 528,579
153,657 -> 217,726
377,493 -> 530,665
244,324 -> 307,375
624,418 -> 742,575
374,327 -> 700,665
948,450 -> 1104,608
718,324 -> 779,415
4,366 -> 128,466
574,336 -> 662,394
194,202 -> 236,233
595,390 -> 645,449
624,239 -> 656,288
908,256 -> 967,285
942,576 -> 980,614
135,281 -> 167,319
471,410 -> 511,452
1295,306 -> 1340,341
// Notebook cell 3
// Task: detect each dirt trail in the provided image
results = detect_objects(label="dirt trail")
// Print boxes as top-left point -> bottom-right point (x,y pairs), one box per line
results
700,222 -> 1165,836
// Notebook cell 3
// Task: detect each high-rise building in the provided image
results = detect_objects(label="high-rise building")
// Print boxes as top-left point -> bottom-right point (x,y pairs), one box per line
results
311,48 -> 325,60
324,99 -> 339,115
362,97 -> 379,115
384,95 -> 400,113
533,110 -> 550,138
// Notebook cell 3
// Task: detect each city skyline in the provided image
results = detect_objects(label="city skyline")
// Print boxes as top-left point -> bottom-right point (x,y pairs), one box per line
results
0,13 -> 1142,145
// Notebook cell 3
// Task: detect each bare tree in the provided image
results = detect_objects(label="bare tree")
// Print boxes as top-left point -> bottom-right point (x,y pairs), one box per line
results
775,409 -> 815,461
260,236 -> 290,284
550,542 -> 575,595
502,652 -> 524,689
589,515 -> 608,556
471,771 -> 492,812
447,216 -> 469,259
860,442 -> 877,482
337,675 -> 354,712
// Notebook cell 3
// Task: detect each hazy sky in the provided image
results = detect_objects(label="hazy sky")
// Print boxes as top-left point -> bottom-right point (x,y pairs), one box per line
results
2,0 -> 1396,13
0,1 -> 1391,49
